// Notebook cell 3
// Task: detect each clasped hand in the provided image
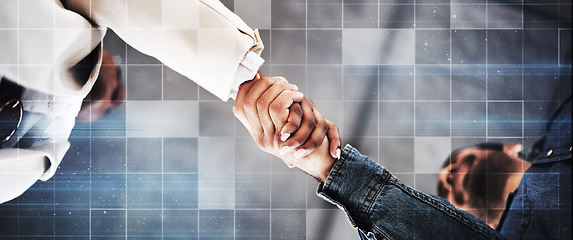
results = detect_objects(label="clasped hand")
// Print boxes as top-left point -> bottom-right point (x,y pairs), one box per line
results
233,73 -> 339,182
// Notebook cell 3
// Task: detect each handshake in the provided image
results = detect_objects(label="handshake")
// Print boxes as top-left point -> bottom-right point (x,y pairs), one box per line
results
233,72 -> 340,182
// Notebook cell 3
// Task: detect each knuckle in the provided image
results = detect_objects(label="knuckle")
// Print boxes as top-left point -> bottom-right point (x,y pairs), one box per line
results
305,117 -> 316,127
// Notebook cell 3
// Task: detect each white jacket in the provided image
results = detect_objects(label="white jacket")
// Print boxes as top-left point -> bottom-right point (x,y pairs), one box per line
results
0,0 -> 264,203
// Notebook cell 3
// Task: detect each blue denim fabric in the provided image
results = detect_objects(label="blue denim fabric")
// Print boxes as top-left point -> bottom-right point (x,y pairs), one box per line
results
498,97 -> 571,239
318,144 -> 503,240
317,96 -> 571,240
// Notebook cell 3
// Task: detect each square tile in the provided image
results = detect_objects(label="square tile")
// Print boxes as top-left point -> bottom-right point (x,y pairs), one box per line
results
488,102 -> 523,137
415,0 -> 450,28
236,210 -> 270,240
415,66 -> 450,101
451,102 -> 486,136
343,102 -> 378,137
415,102 -> 450,136
163,210 -> 198,240
343,66 -> 378,101
308,1 -> 343,28
163,66 -> 198,100
235,138 -> 273,173
415,30 -> 450,64
126,65 -> 162,100
523,66 -> 559,101
450,2 -> 487,29
379,102 -> 415,136
19,30 -> 53,64
0,30 -> 17,64
235,0 -> 271,29
163,138 -> 198,173
126,101 -> 199,138
270,30 -> 306,64
127,210 -> 162,239
308,30 -> 342,64
91,138 -> 126,173
342,29 -> 383,65
271,0 -> 306,28
414,173 -> 439,195
54,210 -> 89,237
523,30 -> 558,65
126,42 -> 161,65
487,30 -> 522,64
236,174 -> 271,209
163,174 -> 198,209
307,65 -> 343,101
379,138 -> 415,172
345,137 -> 380,162
379,66 -> 415,101
199,210 -> 235,240
271,173 -> 307,208
343,0 -> 378,28
451,66 -> 487,101
18,0 -> 53,28
560,30 -> 572,65
379,0 -> 415,28
379,30 -> 416,65
199,102 -> 234,136
127,138 -> 162,173
414,137 -> 451,174
451,30 -> 486,64
54,174 -> 90,209
307,178 -> 335,209
487,67 -> 523,100
487,3 -> 523,29
90,174 -> 126,208
523,4 -> 560,28
90,210 -> 126,239
0,0 -> 17,28
126,174 -> 162,209
17,209 -> 54,236
271,210 -> 306,239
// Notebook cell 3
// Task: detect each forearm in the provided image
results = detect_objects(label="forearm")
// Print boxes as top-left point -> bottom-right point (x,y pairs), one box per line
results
65,0 -> 263,101
318,145 -> 504,240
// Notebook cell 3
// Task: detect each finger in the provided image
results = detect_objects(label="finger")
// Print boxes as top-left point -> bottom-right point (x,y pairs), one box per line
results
242,75 -> 282,147
233,73 -> 260,135
294,103 -> 328,158
256,80 -> 299,148
326,120 -> 341,159
276,102 -> 302,155
270,91 -> 304,139
282,98 -> 316,157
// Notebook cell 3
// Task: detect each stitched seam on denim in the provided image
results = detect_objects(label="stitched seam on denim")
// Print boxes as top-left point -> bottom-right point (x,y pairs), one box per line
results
360,169 -> 390,220
388,178 -> 501,240
324,145 -> 353,192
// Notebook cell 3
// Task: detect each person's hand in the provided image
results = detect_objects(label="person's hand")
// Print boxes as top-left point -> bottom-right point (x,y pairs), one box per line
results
76,50 -> 125,123
233,73 -> 302,152
233,73 -> 341,178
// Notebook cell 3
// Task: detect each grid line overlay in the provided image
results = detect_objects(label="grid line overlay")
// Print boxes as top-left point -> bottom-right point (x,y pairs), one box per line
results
0,0 -> 571,239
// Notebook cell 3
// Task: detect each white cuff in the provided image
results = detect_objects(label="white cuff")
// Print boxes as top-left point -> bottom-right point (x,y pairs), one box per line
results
228,50 -> 265,100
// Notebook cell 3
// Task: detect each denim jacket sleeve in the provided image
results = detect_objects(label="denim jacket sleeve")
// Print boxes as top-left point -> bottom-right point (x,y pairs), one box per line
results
317,144 -> 504,240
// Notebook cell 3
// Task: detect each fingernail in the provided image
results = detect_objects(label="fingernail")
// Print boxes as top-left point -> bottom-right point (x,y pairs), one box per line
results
281,133 -> 290,142
287,163 -> 296,168
292,84 -> 299,91
293,92 -> 304,100
294,149 -> 307,159
279,146 -> 292,155
335,148 -> 341,159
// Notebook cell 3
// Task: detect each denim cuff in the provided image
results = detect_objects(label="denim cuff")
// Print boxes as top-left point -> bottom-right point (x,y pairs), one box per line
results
317,144 -> 390,229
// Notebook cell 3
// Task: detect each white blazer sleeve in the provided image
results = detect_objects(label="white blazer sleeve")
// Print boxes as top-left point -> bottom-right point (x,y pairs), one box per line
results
0,141 -> 70,204
65,0 -> 265,101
